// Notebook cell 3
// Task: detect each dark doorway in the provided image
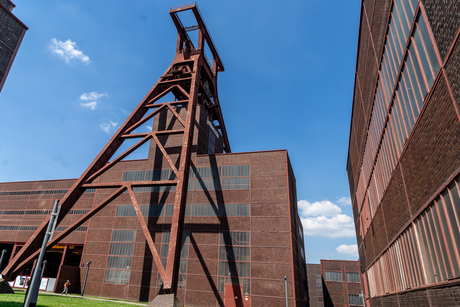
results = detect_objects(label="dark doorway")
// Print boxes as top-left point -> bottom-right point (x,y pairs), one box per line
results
0,243 -> 14,272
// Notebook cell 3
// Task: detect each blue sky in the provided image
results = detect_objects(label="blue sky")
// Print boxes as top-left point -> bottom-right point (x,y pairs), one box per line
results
0,0 -> 361,264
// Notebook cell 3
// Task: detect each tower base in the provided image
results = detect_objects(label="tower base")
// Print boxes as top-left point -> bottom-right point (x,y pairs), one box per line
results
0,279 -> 14,293
147,293 -> 182,307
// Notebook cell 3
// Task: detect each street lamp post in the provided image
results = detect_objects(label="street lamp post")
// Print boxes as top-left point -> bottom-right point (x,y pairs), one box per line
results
81,261 -> 91,296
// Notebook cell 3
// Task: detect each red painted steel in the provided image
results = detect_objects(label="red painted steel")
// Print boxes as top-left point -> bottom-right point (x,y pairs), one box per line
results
0,3 -> 230,296
224,284 -> 250,307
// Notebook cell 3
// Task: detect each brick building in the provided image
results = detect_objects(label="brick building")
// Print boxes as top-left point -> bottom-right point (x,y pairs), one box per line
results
0,3 -> 308,307
348,0 -> 460,306
307,261 -> 363,307
0,0 -> 27,93
307,263 -> 325,307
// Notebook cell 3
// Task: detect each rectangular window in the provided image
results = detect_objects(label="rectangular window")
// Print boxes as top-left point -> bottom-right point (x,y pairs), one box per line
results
105,229 -> 136,285
111,229 -> 136,242
218,231 -> 250,294
106,256 -> 132,269
349,294 -> 364,306
104,270 -> 130,285
325,271 -> 342,282
116,204 -> 174,217
184,203 -> 250,217
346,272 -> 360,283
157,230 -> 189,288
354,9 -> 441,221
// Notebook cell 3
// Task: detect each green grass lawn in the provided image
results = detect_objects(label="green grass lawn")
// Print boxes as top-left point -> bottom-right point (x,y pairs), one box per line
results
0,291 -> 147,307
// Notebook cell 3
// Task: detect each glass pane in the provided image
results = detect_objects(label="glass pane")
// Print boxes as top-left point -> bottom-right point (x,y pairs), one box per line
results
386,32 -> 398,87
401,67 -> 418,118
409,0 -> 417,15
381,61 -> 392,103
427,206 -> 449,280
409,44 -> 428,101
403,232 -> 417,286
443,187 -> 460,266
413,25 -> 433,88
392,98 -> 404,154
417,14 -> 440,83
395,0 -> 409,39
390,15 -> 403,64
407,228 -> 422,286
398,87 -> 415,132
423,212 -> 443,281
406,50 -> 425,109
435,198 -> 460,277
416,217 -> 435,284
394,94 -> 407,145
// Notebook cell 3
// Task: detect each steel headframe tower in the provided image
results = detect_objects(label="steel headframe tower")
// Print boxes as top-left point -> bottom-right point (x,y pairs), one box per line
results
1,2 -> 230,294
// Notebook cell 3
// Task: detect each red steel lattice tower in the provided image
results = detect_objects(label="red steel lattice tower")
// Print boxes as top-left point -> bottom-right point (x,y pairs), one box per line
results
1,2 -> 230,294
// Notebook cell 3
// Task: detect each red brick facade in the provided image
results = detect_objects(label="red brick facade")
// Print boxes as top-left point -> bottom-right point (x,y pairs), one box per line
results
348,0 -> 460,306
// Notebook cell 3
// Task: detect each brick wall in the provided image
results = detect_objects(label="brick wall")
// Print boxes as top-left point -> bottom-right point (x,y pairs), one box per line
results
400,76 -> 460,216
421,0 -> 460,62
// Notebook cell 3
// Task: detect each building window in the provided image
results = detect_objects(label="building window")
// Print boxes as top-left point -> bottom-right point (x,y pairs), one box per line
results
116,204 -> 174,217
121,165 -> 250,192
189,165 -> 250,191
104,230 -> 136,284
185,203 -> 250,217
349,294 -> 363,306
355,6 -> 442,235
316,274 -> 322,289
217,231 -> 250,294
324,271 -> 342,282
318,297 -> 323,302
366,175 -> 460,298
178,231 -> 190,289
346,272 -> 360,283
157,231 -> 190,289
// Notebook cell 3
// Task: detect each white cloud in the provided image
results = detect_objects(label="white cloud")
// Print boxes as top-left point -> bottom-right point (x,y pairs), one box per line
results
298,199 -> 356,238
80,92 -> 107,101
79,92 -> 107,110
337,196 -> 352,206
80,101 -> 97,110
336,244 -> 358,257
146,125 -> 152,131
49,38 -> 90,64
100,121 -> 118,133
298,200 -> 342,217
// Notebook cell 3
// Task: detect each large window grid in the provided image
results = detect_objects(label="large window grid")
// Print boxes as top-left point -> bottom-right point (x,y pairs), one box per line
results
349,294 -> 364,306
116,203 -> 250,217
186,203 -> 250,217
0,209 -> 89,215
0,188 -> 94,197
157,230 -> 189,289
121,165 -> 250,192
116,204 -> 174,217
217,231 -> 250,294
324,271 -> 342,282
104,229 -> 136,285
366,175 -> 460,297
0,225 -> 87,231
357,7 -> 441,236
346,272 -> 361,283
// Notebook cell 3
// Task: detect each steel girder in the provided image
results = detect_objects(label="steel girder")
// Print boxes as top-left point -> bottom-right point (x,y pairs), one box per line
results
1,3 -> 230,294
